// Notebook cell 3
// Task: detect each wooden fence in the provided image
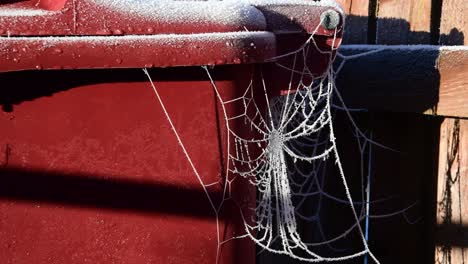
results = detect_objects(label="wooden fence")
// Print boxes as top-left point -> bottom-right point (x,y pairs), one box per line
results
335,0 -> 466,263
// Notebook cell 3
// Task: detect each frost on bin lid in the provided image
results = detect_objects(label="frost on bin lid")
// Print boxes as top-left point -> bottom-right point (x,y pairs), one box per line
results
0,0 -> 267,35
0,0 -> 344,72
0,0 -> 343,36
241,0 -> 344,35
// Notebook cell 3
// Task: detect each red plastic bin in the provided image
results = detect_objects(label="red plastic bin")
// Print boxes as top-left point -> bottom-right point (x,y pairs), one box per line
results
0,1 -> 343,263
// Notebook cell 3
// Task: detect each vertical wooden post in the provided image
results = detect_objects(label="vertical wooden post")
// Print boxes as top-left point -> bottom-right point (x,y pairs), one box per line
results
336,0 -> 370,44
336,0 -> 352,12
435,119 -> 468,264
377,0 -> 433,44
435,1 -> 467,263
439,0 -> 467,45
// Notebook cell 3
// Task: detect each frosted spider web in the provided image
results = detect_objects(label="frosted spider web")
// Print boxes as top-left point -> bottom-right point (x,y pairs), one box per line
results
142,14 -> 418,264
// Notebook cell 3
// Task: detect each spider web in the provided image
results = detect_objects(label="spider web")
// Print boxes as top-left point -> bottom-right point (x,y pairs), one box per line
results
141,14 -> 418,264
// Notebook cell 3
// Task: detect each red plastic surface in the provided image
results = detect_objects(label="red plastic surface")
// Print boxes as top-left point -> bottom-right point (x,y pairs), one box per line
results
0,32 -> 276,72
0,0 -> 266,36
0,0 -> 344,70
0,0 -> 342,36
0,67 -> 257,264
0,1 -> 344,263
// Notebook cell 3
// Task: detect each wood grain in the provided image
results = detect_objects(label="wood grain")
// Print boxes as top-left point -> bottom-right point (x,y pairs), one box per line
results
335,0 -> 351,12
436,49 -> 468,117
377,0 -> 432,44
439,0 -> 467,45
435,3 -> 467,264
336,0 -> 370,44
435,119 -> 468,264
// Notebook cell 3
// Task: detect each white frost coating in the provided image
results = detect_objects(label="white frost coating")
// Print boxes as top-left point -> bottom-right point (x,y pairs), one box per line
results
0,31 -> 273,42
341,44 -> 468,51
93,0 -> 267,29
236,0 -> 345,15
439,45 -> 468,51
0,0 -> 344,25
0,7 -> 55,17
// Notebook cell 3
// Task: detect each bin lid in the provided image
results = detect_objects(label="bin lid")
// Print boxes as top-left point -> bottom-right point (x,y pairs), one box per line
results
0,0 -> 344,72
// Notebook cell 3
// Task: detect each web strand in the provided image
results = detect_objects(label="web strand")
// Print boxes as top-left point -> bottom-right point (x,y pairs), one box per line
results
142,15 -> 419,263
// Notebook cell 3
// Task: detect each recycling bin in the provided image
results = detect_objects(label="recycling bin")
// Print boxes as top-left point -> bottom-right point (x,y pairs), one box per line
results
0,1 -> 343,263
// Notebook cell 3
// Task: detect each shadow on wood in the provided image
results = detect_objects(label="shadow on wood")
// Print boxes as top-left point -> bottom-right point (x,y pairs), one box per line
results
343,15 -> 465,45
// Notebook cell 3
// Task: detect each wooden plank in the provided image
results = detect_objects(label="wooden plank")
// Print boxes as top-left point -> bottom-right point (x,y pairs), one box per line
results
335,0 -> 352,12
336,0 -> 369,44
435,119 -> 468,264
437,49 -> 468,117
436,4 -> 467,263
377,0 -> 432,44
439,0 -> 467,45
336,45 -> 468,118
